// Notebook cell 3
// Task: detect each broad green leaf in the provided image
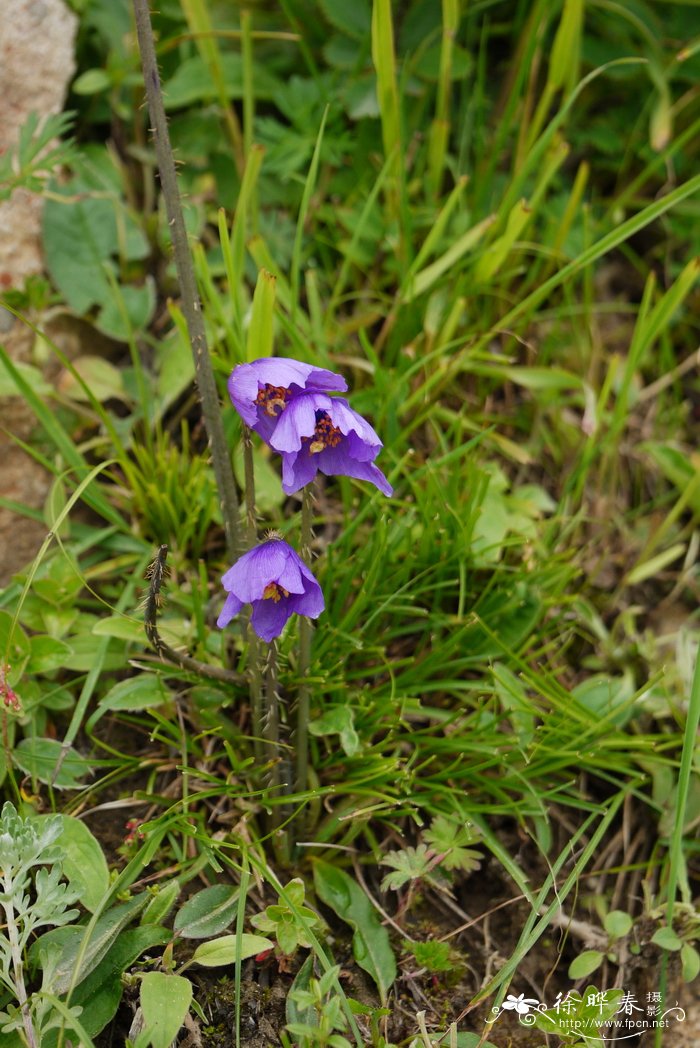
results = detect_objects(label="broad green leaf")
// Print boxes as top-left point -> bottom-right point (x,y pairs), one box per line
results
313,859 -> 396,1003
174,885 -> 239,939
191,934 -> 272,967
140,972 -> 192,1048
26,635 -> 73,674
35,894 -> 148,994
603,910 -> 633,938
568,950 -> 604,979
58,355 -> 129,404
97,280 -> 156,340
92,615 -> 184,647
13,738 -> 91,789
96,674 -> 172,714
35,813 -> 110,913
43,185 -> 148,316
162,54 -> 279,110
39,926 -> 171,1045
651,926 -> 683,951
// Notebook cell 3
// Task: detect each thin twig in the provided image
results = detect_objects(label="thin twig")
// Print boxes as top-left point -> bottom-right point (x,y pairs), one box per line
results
132,0 -> 241,561
143,545 -> 243,684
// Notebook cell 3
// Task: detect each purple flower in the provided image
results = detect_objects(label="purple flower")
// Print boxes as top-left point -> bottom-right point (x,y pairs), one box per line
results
268,392 -> 393,497
216,539 -> 324,642
228,357 -> 347,443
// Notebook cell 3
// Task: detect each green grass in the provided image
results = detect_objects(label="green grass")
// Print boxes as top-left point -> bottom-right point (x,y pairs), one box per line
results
0,0 -> 699,1045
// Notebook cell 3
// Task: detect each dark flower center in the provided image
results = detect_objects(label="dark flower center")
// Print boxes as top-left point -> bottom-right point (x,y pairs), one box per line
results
263,582 -> 290,603
255,384 -> 290,417
303,411 -> 343,454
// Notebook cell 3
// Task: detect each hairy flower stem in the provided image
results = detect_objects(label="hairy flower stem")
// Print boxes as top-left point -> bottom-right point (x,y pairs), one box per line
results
243,428 -> 263,759
264,640 -> 288,861
295,487 -> 313,800
2,888 -> 37,1048
132,0 -> 241,561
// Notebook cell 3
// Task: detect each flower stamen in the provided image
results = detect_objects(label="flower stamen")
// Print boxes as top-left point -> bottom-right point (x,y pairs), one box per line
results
303,411 -> 343,454
255,384 -> 290,417
263,582 -> 290,603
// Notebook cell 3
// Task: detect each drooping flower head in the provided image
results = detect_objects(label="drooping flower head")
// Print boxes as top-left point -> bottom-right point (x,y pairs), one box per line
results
217,538 -> 324,642
269,392 -> 393,496
228,357 -> 347,444
228,357 -> 392,497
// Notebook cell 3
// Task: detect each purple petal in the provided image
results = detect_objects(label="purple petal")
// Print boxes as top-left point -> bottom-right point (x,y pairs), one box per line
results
227,358 -> 347,428
280,449 -> 319,495
316,445 -> 393,495
326,397 -> 382,447
276,551 -> 307,595
217,592 -> 244,629
289,577 -> 325,619
221,540 -> 290,602
227,367 -> 260,426
250,597 -> 293,642
345,429 -> 382,462
269,394 -> 328,453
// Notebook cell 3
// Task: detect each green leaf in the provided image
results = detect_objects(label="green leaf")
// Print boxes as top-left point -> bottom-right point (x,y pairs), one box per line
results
0,610 -> 31,683
35,894 -> 148,994
42,194 -> 116,314
0,358 -> 51,397
13,738 -> 91,789
72,68 -> 112,95
680,943 -> 700,982
142,880 -> 181,927
140,972 -> 192,1048
651,926 -> 683,951
286,954 -> 316,1029
603,910 -> 633,939
276,919 -> 300,956
42,181 -> 150,324
191,934 -> 272,967
35,814 -> 111,913
96,674 -> 172,715
97,281 -> 156,340
568,950 -> 604,979
319,0 -> 370,38
308,706 -> 360,757
173,885 -> 239,939
162,53 -> 279,110
313,859 -> 396,1003
92,615 -> 183,647
58,355 -> 129,404
26,636 -> 73,674
40,926 -> 171,1045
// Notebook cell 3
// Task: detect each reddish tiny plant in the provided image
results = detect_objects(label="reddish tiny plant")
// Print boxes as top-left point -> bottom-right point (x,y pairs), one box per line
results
0,665 -> 21,713
124,819 -> 146,845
